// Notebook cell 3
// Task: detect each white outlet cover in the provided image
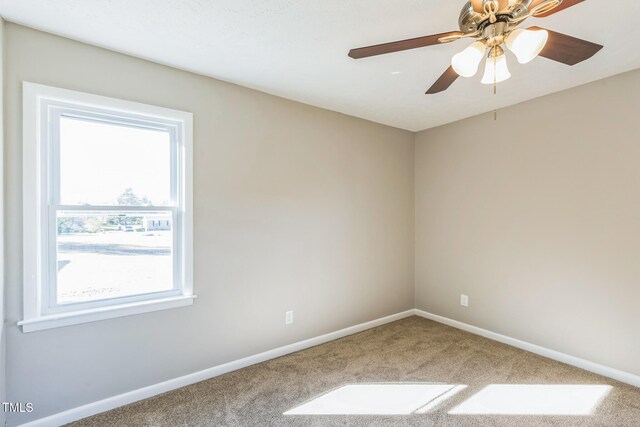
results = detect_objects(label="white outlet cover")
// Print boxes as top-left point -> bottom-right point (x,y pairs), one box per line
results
460,295 -> 469,307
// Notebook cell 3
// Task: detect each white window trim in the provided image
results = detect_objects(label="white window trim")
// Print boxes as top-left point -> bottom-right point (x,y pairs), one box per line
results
19,82 -> 194,333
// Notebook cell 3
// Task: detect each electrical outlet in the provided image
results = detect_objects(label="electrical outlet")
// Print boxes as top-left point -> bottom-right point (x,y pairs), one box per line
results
460,294 -> 469,307
285,310 -> 294,325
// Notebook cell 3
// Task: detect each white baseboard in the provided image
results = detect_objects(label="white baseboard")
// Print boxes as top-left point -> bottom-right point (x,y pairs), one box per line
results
18,308 -> 640,426
18,309 -> 415,427
414,309 -> 640,388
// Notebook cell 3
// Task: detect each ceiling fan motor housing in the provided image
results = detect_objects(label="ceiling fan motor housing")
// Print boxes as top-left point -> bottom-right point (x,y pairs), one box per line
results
459,0 -> 531,35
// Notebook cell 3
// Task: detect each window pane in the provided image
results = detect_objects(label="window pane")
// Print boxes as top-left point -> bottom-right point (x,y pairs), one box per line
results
56,211 -> 174,304
59,116 -> 172,206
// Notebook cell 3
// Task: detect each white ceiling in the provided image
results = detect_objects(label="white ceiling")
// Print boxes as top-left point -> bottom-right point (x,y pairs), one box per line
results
1,0 -> 639,131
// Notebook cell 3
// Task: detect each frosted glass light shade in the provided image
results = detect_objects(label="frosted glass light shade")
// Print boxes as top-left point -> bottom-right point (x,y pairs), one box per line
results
481,53 -> 511,84
506,29 -> 549,64
451,42 -> 487,78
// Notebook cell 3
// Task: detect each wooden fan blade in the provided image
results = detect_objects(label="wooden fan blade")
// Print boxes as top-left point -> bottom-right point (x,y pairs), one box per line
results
530,0 -> 585,17
472,0 -> 508,13
529,26 -> 603,66
471,0 -> 485,13
348,31 -> 463,59
497,0 -> 509,12
426,66 -> 459,94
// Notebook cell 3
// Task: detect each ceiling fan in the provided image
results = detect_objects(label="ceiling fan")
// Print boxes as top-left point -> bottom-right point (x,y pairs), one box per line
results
348,0 -> 603,94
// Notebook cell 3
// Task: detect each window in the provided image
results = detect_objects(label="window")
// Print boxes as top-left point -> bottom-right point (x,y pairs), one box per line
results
20,83 -> 194,332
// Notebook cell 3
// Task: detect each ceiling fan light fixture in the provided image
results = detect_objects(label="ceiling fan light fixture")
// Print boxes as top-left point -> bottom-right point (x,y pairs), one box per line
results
506,28 -> 549,64
451,41 -> 487,77
481,49 -> 511,84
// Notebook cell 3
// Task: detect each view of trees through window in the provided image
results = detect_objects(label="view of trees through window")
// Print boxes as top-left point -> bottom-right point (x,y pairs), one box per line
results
57,188 -> 154,234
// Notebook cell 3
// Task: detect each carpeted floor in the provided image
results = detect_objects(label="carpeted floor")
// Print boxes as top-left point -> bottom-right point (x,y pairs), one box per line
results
68,316 -> 640,426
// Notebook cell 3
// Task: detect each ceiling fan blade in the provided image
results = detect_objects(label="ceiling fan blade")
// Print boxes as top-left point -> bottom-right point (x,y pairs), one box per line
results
472,0 -> 509,13
426,66 -> 459,94
348,31 -> 463,59
471,0 -> 484,13
529,0 -> 585,17
529,26 -> 603,66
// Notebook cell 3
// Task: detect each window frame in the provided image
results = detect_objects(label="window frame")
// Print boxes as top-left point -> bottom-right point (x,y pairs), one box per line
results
20,82 -> 194,332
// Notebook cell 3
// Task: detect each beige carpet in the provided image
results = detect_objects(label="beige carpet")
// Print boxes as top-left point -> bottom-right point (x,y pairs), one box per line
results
68,316 -> 640,426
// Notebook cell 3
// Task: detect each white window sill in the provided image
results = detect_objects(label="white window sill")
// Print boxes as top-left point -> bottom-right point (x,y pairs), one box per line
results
18,294 -> 196,333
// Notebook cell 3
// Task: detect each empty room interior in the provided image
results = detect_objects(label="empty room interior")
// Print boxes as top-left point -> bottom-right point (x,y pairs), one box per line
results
1,0 -> 640,426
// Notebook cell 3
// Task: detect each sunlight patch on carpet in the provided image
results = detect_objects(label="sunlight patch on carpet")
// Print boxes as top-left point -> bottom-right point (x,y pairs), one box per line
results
449,384 -> 612,416
284,383 -> 464,415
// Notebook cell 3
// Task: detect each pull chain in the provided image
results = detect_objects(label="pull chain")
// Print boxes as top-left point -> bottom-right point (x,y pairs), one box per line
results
493,23 -> 498,121
484,1 -> 500,121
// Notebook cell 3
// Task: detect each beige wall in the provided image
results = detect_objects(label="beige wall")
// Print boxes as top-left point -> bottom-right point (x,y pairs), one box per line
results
4,23 -> 415,424
415,68 -> 640,377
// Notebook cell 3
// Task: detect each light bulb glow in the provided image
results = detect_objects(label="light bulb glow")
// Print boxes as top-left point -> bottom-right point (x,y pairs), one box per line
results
451,41 -> 487,78
481,53 -> 511,84
506,29 -> 549,64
